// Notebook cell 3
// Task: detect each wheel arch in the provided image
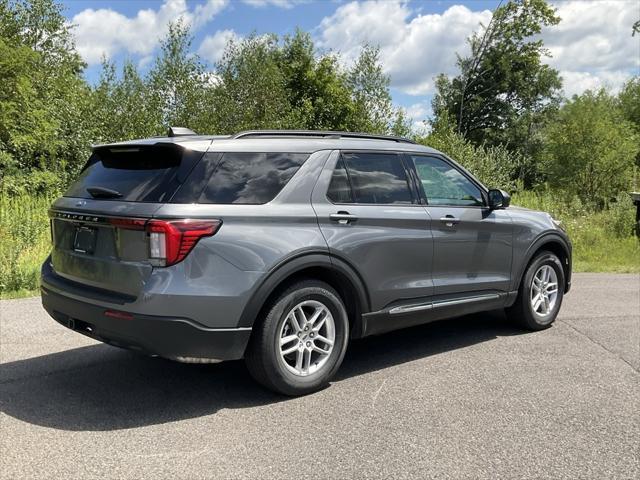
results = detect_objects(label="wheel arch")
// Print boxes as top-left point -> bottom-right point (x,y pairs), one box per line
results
514,233 -> 572,294
238,252 -> 371,339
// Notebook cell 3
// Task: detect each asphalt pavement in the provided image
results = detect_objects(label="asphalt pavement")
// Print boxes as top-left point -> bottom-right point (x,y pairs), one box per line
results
1,273 -> 638,479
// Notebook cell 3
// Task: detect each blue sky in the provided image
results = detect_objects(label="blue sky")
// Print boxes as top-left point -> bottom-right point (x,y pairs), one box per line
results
63,0 -> 640,128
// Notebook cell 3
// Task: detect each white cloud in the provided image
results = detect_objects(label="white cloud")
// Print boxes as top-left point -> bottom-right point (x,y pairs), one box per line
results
545,1 -> 639,72
404,102 -> 432,133
318,0 -> 410,62
198,29 -> 239,63
138,55 -> 154,70
71,0 -> 228,65
543,0 -> 640,96
405,102 -> 430,120
559,70 -> 634,97
317,1 -> 491,95
317,0 -> 639,98
193,0 -> 229,28
242,0 -> 305,8
73,0 -> 639,103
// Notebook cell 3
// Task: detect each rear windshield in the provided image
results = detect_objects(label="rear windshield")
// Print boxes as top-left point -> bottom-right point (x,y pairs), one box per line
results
64,144 -> 203,202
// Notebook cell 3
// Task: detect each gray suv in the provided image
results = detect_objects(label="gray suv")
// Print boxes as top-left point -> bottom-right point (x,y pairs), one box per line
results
41,129 -> 572,395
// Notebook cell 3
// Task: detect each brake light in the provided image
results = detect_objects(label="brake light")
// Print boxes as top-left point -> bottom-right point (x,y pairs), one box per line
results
146,219 -> 221,266
109,218 -> 146,230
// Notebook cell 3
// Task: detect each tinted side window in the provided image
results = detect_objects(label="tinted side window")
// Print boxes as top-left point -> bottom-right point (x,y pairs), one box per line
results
341,152 -> 412,204
199,152 -> 309,204
411,155 -> 484,206
170,152 -> 223,203
327,158 -> 353,203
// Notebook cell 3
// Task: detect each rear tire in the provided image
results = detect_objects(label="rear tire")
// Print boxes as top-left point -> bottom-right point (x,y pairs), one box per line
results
245,279 -> 349,396
506,251 -> 565,331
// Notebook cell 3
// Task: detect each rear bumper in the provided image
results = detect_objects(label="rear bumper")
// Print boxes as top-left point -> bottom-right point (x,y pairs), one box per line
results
41,286 -> 251,362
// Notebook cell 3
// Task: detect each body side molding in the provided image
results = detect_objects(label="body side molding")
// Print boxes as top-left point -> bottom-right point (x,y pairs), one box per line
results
389,293 -> 501,315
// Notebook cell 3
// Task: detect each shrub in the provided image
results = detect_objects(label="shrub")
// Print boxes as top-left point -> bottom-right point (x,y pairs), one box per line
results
417,118 -> 523,192
0,193 -> 53,296
541,90 -> 639,207
1,170 -> 66,196
512,190 -> 639,273
609,194 -> 637,238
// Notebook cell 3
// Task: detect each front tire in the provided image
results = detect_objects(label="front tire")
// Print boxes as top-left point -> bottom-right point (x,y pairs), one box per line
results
245,279 -> 349,396
507,251 -> 565,330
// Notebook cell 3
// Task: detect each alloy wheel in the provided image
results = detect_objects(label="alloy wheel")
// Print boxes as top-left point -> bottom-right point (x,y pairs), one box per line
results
530,265 -> 559,317
278,300 -> 335,376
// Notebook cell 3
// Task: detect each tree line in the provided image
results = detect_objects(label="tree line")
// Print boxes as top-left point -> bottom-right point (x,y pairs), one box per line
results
1,0 -> 638,209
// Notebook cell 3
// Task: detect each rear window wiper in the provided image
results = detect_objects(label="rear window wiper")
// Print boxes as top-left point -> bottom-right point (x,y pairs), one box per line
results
86,186 -> 123,199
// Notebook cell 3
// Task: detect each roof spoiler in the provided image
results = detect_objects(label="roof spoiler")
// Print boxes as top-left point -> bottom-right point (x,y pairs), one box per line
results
168,126 -> 197,137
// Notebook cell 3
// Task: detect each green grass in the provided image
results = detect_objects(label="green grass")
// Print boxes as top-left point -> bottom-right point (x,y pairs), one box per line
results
512,191 -> 639,273
0,191 -> 637,299
0,194 -> 54,299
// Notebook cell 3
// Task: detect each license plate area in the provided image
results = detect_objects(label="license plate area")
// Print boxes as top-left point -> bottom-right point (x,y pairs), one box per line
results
73,226 -> 97,254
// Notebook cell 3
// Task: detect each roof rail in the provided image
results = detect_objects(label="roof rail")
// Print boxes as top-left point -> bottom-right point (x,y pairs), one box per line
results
168,126 -> 197,137
231,130 -> 416,144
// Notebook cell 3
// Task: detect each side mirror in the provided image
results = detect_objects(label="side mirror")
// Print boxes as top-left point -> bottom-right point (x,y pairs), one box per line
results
488,189 -> 511,209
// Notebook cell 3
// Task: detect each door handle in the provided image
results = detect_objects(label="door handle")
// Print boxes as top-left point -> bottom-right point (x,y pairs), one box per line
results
439,215 -> 460,227
330,212 -> 358,225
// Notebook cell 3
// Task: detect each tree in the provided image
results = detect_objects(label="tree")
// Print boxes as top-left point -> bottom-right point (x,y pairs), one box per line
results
209,33 -> 408,135
432,0 -> 562,185
91,21 -> 212,140
617,76 -> 640,166
541,90 -> 639,206
211,34 -> 294,132
209,32 -> 407,135
1,1 -> 413,194
90,59 -> 159,143
416,113 -> 522,191
277,30 -> 355,130
347,46 -> 409,135
8,0 -> 83,71
389,107 -> 413,138
618,77 -> 640,131
0,36 -> 55,173
347,46 -> 394,133
147,20 -> 210,131
0,0 -> 90,190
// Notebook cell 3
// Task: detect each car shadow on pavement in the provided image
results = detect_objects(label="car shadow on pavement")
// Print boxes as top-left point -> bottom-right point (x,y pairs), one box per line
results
0,310 -> 524,431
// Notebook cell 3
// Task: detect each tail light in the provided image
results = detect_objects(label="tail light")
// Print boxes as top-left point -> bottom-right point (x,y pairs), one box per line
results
109,217 -> 221,267
147,219 -> 222,267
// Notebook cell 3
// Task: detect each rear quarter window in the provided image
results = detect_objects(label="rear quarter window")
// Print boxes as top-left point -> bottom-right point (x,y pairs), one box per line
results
326,158 -> 353,203
195,152 -> 309,204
